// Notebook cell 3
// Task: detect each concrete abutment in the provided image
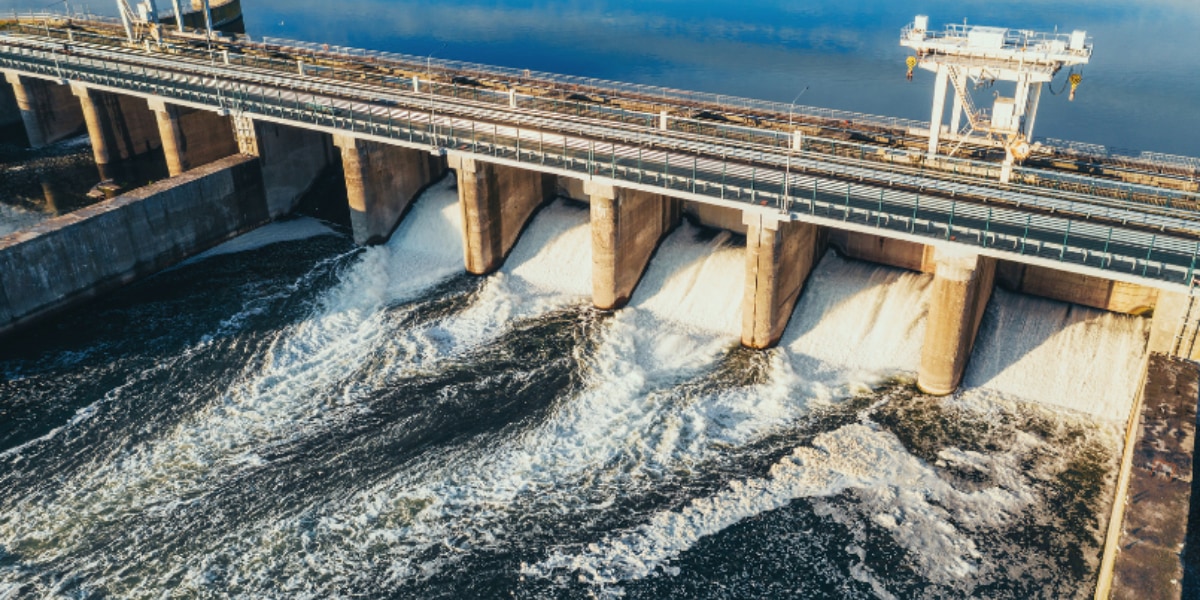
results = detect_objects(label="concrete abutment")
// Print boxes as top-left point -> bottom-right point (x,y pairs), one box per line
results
586,181 -> 681,310
71,83 -> 163,180
234,117 -> 336,218
917,248 -> 996,396
335,135 -> 446,245
741,213 -> 826,349
450,154 -> 555,275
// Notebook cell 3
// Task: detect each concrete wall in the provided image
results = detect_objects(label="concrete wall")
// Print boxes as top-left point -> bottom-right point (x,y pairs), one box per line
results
0,155 -> 269,337
996,261 -> 1159,316
335,135 -> 446,245
0,83 -> 20,132
828,229 -> 936,274
684,201 -> 747,236
237,118 -> 336,218
918,249 -> 996,395
451,155 -> 555,275
587,183 -> 681,310
74,84 -> 163,179
742,214 -> 826,349
5,73 -> 85,148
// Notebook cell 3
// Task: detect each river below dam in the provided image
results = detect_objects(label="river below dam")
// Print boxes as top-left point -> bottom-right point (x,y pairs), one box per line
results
0,177 -> 1152,597
1,0 -> 1197,598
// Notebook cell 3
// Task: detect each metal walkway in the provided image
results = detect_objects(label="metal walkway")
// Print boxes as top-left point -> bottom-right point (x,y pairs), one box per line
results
2,17 -> 1199,290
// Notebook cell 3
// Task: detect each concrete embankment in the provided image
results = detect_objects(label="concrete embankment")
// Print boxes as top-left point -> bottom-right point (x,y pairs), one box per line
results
0,154 -> 268,336
1097,353 -> 1199,599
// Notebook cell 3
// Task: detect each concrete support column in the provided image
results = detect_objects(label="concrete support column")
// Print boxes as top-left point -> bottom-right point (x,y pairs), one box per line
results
334,134 -> 447,245
741,212 -> 825,349
71,82 -> 114,179
928,65 -> 949,156
586,181 -> 681,310
149,99 -> 188,176
6,72 -> 47,148
449,153 -> 555,275
917,248 -> 996,395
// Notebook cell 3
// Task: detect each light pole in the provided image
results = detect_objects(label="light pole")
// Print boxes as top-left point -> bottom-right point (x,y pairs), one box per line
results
427,42 -> 446,150
782,86 -> 808,214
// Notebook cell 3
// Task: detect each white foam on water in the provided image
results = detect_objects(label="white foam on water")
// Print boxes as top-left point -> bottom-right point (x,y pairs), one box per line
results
963,289 -> 1150,422
775,253 -> 932,399
185,217 -> 338,263
0,180 -> 469,569
528,422 -> 1033,589
172,224 -> 754,593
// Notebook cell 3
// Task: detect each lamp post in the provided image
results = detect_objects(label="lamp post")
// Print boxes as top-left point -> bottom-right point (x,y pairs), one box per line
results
427,42 -> 446,150
782,86 -> 809,214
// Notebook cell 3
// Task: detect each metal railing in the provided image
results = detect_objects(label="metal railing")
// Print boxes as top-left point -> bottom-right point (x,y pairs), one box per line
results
2,36 -> 1197,288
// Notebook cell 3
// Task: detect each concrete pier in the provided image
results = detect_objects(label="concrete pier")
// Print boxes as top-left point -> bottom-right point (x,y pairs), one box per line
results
449,154 -> 555,275
741,213 -> 825,349
234,117 -> 336,218
148,99 -> 238,177
72,83 -> 162,178
5,73 -> 84,148
0,155 -> 269,336
917,248 -> 995,395
586,182 -> 681,310
334,135 -> 446,245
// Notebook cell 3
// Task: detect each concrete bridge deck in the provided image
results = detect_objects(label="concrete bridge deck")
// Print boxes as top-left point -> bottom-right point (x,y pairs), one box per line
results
2,22 -> 1199,293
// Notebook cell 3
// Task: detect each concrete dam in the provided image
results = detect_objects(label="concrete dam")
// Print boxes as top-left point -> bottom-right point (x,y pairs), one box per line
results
0,12 -> 1198,595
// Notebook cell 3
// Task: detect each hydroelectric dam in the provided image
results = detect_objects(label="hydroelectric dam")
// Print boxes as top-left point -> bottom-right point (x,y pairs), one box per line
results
1,10 -> 1199,597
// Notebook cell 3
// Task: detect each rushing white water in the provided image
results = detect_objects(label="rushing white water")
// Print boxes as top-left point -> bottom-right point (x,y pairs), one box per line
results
963,289 -> 1150,422
0,177 -> 466,571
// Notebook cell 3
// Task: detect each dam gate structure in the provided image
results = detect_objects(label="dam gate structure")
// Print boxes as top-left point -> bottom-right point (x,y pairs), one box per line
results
0,11 -> 1199,400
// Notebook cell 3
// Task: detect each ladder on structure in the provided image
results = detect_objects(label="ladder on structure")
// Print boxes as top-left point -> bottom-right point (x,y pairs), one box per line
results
1172,284 -> 1200,359
945,65 -> 986,133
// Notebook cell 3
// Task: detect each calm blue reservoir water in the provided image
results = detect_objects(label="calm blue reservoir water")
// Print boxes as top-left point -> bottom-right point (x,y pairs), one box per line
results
0,1 -> 1195,598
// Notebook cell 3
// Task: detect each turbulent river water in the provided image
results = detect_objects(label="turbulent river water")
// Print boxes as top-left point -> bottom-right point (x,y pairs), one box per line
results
1,0 -> 1194,596
0,176 -> 1150,598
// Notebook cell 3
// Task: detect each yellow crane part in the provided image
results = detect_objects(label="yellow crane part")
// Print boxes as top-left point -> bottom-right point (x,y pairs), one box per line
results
1069,72 -> 1083,101
906,56 -> 917,80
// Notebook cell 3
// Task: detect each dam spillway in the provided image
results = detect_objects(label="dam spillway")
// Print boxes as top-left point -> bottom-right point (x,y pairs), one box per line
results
0,7 -> 1198,598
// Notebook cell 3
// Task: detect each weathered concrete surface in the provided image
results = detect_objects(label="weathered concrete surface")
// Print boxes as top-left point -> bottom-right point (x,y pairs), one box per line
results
235,117 -> 336,218
997,261 -> 1159,316
149,99 -> 238,176
73,84 -> 162,178
557,176 -> 589,203
0,155 -> 268,337
828,229 -> 936,274
587,182 -> 681,310
684,201 -> 747,235
450,154 -> 555,275
335,135 -> 446,245
5,73 -> 84,148
742,213 -> 825,349
1108,354 -> 1198,600
1147,292 -> 1200,360
917,248 -> 996,395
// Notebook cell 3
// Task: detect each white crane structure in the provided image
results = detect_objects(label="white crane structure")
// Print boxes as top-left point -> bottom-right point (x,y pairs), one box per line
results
115,0 -> 213,41
901,15 -> 1092,183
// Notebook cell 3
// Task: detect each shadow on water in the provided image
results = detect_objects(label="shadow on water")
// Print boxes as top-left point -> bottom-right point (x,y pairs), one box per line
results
961,290 -> 1074,392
